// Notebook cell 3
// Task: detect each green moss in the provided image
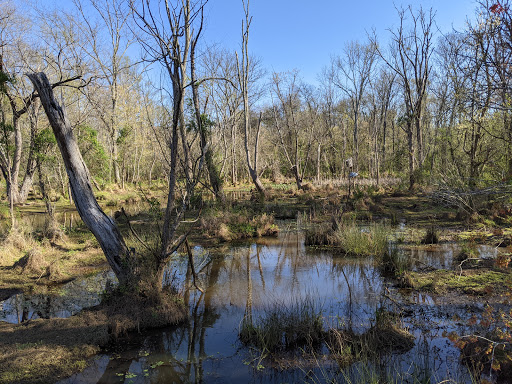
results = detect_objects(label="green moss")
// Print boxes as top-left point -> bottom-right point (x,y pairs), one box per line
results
409,269 -> 512,295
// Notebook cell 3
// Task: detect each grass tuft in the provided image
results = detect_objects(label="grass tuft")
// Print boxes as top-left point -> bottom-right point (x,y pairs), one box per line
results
333,220 -> 390,257
327,308 -> 414,366
199,207 -> 278,241
239,297 -> 324,352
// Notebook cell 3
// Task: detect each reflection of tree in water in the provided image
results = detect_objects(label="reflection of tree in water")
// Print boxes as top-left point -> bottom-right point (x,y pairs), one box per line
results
186,251 -> 224,382
330,257 -> 384,330
93,253 -> 225,383
2,271 -> 115,324
91,231 -> 393,383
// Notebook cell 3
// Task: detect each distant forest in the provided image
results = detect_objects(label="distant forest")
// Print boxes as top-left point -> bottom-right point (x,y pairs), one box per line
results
1,0 -> 511,204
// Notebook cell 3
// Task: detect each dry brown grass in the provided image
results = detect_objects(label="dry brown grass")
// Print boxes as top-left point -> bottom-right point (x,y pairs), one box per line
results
0,226 -> 39,267
42,218 -> 66,242
199,209 -> 278,241
326,311 -> 414,366
103,281 -> 187,338
304,223 -> 335,246
12,248 -> 47,274
0,309 -> 108,384
327,324 -> 414,365
301,182 -> 315,192
217,223 -> 232,241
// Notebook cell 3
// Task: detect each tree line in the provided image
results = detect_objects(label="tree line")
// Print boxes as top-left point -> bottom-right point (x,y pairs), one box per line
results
1,1 -> 510,201
1,0 -> 511,287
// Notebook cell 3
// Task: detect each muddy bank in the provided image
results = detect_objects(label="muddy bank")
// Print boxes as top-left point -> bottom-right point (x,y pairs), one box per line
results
0,292 -> 187,384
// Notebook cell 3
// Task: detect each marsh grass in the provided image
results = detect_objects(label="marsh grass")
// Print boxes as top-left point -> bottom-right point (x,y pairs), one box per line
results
333,220 -> 390,257
380,245 -> 411,279
408,269 -> 512,295
421,225 -> 439,244
304,222 -> 335,246
199,207 -> 278,241
239,297 -> 324,352
0,225 -> 39,267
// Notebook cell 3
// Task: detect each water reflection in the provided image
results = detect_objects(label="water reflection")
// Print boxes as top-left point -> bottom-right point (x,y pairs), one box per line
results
0,270 -> 115,323
57,230 -> 480,384
19,201 -> 145,232
401,243 -> 501,272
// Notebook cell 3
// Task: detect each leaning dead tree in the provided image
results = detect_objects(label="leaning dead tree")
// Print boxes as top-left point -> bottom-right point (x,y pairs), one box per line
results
30,71 -> 198,289
28,72 -> 132,284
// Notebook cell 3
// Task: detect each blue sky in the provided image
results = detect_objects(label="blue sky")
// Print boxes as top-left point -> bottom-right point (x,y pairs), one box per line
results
34,0 -> 478,85
202,0 -> 478,84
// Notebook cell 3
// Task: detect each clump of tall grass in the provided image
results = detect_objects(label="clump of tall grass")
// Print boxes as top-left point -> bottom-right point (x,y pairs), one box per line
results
0,224 -> 39,266
421,225 -> 439,244
239,297 -> 324,352
333,220 -> 390,257
199,207 -> 278,241
380,244 -> 411,280
305,223 -> 335,246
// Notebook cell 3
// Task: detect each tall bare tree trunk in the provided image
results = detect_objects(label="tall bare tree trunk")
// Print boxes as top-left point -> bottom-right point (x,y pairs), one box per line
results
28,72 -> 131,284
190,26 -> 225,203
236,0 -> 265,198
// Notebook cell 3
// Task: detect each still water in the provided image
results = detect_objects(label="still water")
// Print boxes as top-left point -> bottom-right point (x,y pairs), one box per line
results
38,228 -> 496,383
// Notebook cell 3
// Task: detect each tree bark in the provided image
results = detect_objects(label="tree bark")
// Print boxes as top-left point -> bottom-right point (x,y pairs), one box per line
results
28,72 -> 131,284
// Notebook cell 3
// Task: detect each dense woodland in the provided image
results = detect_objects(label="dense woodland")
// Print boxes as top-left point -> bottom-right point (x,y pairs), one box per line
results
4,2 -> 512,383
0,0 -> 510,200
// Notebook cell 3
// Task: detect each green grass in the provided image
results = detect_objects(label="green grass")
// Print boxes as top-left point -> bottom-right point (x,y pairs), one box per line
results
409,269 -> 512,294
380,245 -> 411,278
333,220 -> 390,257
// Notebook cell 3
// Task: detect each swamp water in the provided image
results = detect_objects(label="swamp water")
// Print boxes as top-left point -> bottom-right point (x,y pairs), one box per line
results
1,227 -> 502,383
0,270 -> 115,323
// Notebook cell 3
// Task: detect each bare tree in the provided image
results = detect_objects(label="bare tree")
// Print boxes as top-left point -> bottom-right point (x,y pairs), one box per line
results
202,47 -> 241,186
330,39 -> 377,172
374,6 -> 435,190
473,1 -> 512,178
0,2 -> 82,208
369,66 -> 396,182
74,0 -> 136,185
270,71 -> 315,189
235,0 -> 265,197
28,72 -> 132,284
130,0 -> 207,282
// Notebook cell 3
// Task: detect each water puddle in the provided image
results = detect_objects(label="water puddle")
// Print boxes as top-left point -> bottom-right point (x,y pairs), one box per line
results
54,230 -> 491,383
400,243 -> 501,271
0,270 -> 115,323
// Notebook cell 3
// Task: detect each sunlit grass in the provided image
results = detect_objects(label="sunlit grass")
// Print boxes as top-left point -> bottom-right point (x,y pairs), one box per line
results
333,220 -> 390,257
